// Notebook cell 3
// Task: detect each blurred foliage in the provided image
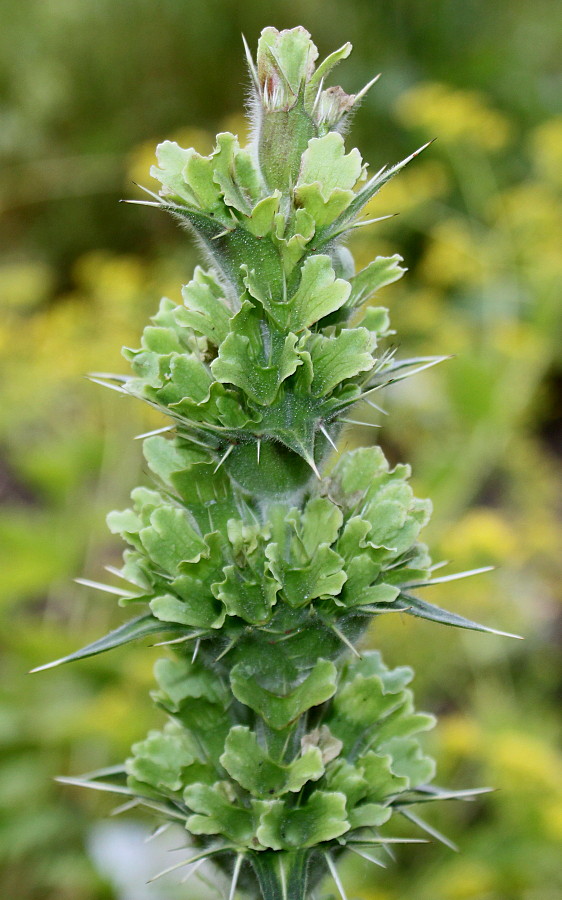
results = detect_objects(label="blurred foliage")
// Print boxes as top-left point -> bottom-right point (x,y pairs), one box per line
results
1,1 -> 561,898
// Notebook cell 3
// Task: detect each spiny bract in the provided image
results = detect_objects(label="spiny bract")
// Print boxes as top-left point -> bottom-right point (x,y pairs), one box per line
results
40,26 -> 512,900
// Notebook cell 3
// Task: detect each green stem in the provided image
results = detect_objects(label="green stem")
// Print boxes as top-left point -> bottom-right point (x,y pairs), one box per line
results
249,850 -> 311,900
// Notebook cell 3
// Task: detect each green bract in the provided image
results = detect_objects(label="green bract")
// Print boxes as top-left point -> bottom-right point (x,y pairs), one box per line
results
40,26 -> 513,900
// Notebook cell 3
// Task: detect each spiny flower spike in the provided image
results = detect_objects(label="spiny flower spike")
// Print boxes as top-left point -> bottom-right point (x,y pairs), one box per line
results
35,27 -> 517,900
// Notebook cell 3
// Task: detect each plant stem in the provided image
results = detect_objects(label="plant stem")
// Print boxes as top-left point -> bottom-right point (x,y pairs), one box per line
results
249,850 -> 311,900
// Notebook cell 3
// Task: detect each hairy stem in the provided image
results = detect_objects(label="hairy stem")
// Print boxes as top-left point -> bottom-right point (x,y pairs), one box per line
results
249,850 -> 311,900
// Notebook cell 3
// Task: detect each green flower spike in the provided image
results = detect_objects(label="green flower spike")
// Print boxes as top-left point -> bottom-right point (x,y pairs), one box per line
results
36,26 -> 520,900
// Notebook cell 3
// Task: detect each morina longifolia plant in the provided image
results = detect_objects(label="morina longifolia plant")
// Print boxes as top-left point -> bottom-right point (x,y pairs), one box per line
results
35,27 -> 519,900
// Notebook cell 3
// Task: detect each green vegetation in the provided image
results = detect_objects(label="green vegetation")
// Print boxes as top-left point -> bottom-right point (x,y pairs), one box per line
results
1,4 -> 561,900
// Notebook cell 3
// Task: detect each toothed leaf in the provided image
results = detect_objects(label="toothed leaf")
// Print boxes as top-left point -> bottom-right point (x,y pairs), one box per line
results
220,726 -> 324,798
256,791 -> 349,849
230,659 -> 338,730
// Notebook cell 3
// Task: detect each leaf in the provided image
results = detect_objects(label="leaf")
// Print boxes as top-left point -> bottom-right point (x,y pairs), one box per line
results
212,133 -> 262,214
357,751 -> 410,801
305,41 -> 352,100
177,268 -> 231,346
220,726 -> 324,798
142,436 -> 203,488
336,518 -> 372,562
328,674 -> 406,751
230,659 -> 338,730
344,579 -> 401,610
267,543 -> 346,608
182,148 -> 224,210
295,134 -> 362,225
332,446 -> 389,495
245,193 -> 282,237
150,592 -> 225,630
184,782 -> 259,843
360,306 -> 391,336
126,723 -> 203,793
301,497 -> 343,554
211,303 -> 301,405
154,355 -> 213,408
151,141 -> 198,205
298,134 -> 361,192
139,507 -> 207,572
213,565 -> 279,625
257,26 -> 317,98
153,656 -> 228,710
30,615 -> 179,672
141,325 -> 185,355
244,254 -> 350,332
307,328 -> 375,397
348,256 -> 406,308
321,140 -> 433,243
256,791 -> 349,849
377,736 -> 436,788
294,183 -> 356,227
348,803 -> 392,829
348,652 -> 413,692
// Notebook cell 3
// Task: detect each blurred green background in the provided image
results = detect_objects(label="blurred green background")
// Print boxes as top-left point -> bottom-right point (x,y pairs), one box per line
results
1,1 -> 561,898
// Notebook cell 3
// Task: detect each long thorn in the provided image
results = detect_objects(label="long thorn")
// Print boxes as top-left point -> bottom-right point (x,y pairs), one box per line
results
306,455 -> 321,479
404,566 -> 495,589
242,34 -> 259,91
348,213 -> 397,230
363,398 -> 388,415
87,376 -> 129,395
74,578 -> 140,599
341,418 -> 381,429
215,638 -> 237,662
121,199 -> 161,208
144,823 -> 171,843
324,853 -> 348,900
320,424 -> 338,452
211,227 -> 234,240
191,638 -> 201,664
110,799 -> 140,816
134,424 -> 174,440
214,443 -> 234,474
256,438 -> 261,465
331,623 -> 362,658
132,182 -> 164,202
229,854 -> 243,900
354,72 -> 381,103
181,857 -> 208,884
399,808 -> 459,851
153,631 -> 205,647
312,76 -> 325,114
347,845 -> 387,869
148,847 -> 231,883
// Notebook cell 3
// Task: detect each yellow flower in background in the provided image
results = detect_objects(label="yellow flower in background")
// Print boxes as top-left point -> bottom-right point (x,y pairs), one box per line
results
396,82 -> 512,152
0,260 -> 54,311
493,182 -> 562,239
542,800 -> 562,842
363,159 -> 449,216
438,714 -> 483,758
492,732 -> 562,792
428,858 -> 495,900
419,219 -> 485,288
441,508 -> 517,565
529,116 -> 562,187
73,251 -> 146,301
126,126 -> 213,195
220,111 -> 251,147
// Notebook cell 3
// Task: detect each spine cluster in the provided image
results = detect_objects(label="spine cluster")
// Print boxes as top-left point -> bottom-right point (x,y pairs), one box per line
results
40,27 -> 513,899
